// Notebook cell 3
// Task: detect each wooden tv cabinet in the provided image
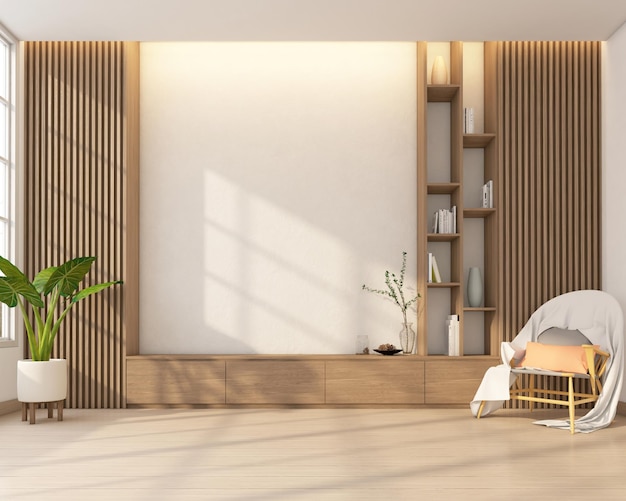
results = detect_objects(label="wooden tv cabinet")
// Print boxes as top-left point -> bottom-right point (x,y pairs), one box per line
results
126,354 -> 497,407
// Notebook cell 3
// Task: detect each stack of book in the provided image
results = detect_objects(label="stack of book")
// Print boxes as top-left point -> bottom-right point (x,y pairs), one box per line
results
427,253 -> 442,284
482,180 -> 493,208
447,314 -> 460,356
432,206 -> 457,234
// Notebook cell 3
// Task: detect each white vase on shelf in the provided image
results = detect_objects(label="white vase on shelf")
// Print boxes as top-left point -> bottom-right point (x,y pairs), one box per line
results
431,56 -> 448,85
467,267 -> 483,307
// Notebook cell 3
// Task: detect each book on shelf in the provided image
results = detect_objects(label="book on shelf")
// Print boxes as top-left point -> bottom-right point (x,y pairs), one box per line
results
432,206 -> 457,234
427,252 -> 433,283
446,314 -> 460,356
452,205 -> 457,233
432,254 -> 442,283
464,107 -> 474,134
427,253 -> 442,283
481,180 -> 493,209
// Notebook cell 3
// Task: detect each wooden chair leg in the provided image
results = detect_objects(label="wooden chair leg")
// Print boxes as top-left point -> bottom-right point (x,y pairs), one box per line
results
48,403 -> 54,419
57,400 -> 63,422
477,400 -> 486,419
529,375 -> 535,412
568,376 -> 575,434
21,402 -> 27,422
29,403 -> 36,424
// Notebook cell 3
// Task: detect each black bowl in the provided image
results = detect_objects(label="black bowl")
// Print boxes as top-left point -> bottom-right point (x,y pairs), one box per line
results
373,348 -> 403,356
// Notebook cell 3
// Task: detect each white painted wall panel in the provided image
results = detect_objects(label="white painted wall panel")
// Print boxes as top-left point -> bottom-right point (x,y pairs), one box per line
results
604,24 -> 626,402
140,43 -> 418,354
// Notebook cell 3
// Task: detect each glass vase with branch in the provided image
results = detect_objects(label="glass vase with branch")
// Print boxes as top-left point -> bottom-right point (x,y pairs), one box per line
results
362,251 -> 420,354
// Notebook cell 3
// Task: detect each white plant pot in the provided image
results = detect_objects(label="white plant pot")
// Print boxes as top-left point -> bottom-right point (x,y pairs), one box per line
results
17,359 -> 68,403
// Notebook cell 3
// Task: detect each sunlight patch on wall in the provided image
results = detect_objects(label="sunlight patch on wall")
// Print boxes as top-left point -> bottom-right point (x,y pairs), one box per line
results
203,170 -> 354,353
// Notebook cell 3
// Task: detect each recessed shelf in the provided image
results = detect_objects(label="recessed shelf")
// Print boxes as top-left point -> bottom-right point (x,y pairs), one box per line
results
427,233 -> 460,242
418,42 -> 500,361
463,133 -> 496,148
427,182 -> 460,195
427,84 -> 460,102
464,208 -> 496,218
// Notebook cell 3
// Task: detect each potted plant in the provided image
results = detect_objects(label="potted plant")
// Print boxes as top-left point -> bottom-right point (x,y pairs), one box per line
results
0,256 -> 122,414
362,251 -> 420,354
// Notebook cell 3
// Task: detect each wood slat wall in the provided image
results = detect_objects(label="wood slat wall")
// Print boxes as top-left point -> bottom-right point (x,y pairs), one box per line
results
499,41 -> 601,342
499,42 -> 601,408
23,41 -> 139,409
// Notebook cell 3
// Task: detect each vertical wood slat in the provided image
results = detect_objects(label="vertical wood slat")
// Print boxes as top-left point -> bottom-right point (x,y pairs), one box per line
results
23,42 -> 139,409
484,42 -> 500,355
449,42 -> 464,354
499,42 -> 601,408
416,42 -> 428,356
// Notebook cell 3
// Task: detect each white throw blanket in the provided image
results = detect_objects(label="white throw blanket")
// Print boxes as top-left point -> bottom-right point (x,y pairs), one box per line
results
469,290 -> 624,433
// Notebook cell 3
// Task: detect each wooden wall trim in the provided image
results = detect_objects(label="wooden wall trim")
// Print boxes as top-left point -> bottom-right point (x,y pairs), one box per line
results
23,42 -> 139,409
123,42 -> 140,359
416,41 -> 428,355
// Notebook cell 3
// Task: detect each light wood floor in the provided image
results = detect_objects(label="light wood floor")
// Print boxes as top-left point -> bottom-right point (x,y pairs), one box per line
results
1,407 -> 626,500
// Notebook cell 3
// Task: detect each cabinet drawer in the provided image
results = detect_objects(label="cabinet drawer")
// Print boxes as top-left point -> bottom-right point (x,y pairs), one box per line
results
424,359 -> 495,404
226,360 -> 325,404
326,359 -> 424,404
127,359 -> 225,405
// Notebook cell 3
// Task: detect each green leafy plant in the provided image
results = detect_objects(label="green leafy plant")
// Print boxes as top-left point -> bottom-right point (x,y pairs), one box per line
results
362,251 -> 420,329
0,256 -> 122,361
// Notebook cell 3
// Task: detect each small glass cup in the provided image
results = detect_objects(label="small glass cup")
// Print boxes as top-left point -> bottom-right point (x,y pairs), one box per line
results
356,335 -> 370,355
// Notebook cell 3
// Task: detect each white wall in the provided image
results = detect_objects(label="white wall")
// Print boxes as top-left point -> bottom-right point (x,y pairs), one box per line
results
604,23 -> 626,401
0,342 -> 20,401
140,43 -> 418,354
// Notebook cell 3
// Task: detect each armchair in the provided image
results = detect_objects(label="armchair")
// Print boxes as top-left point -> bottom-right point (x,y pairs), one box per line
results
470,290 -> 624,433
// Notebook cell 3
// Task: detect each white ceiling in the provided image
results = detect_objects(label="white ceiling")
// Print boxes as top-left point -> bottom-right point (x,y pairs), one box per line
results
0,0 -> 625,42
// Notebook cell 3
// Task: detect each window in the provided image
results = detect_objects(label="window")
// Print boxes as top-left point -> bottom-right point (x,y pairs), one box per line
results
0,27 -> 16,345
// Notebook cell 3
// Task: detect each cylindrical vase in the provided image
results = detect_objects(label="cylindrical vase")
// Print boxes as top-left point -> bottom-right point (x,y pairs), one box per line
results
467,267 -> 483,307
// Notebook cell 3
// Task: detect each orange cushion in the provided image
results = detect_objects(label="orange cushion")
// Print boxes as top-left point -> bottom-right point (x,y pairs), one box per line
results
520,342 -> 589,374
